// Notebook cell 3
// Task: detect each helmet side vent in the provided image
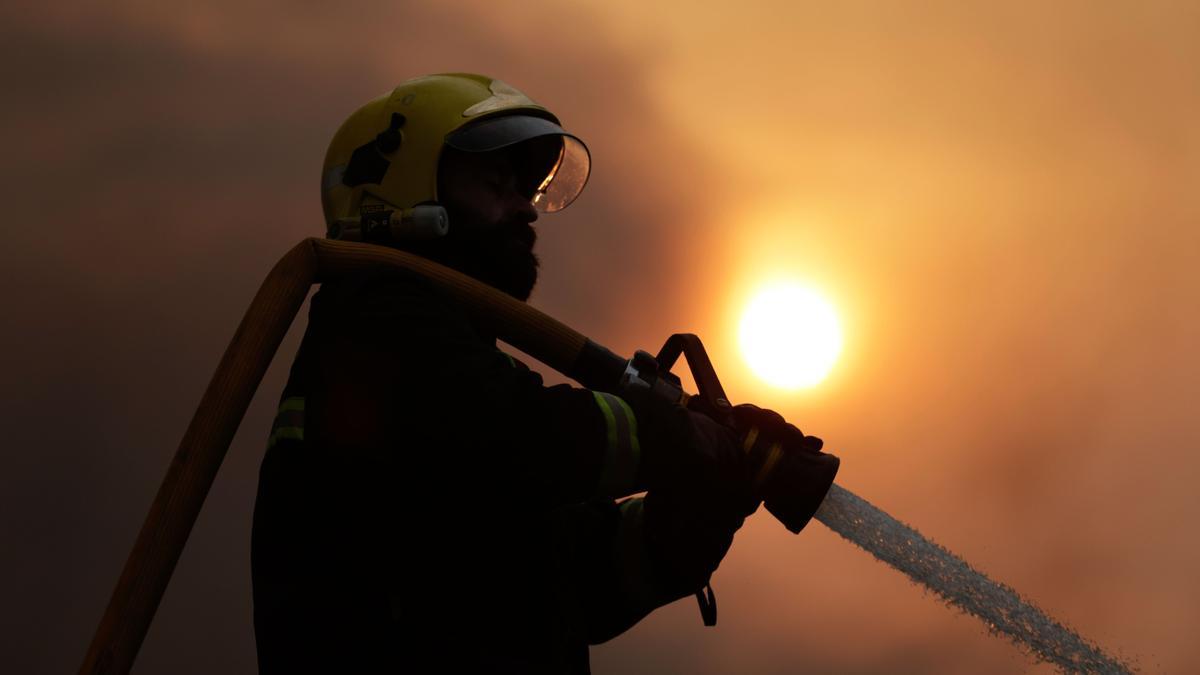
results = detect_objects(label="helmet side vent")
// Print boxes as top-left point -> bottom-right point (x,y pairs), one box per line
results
342,113 -> 407,187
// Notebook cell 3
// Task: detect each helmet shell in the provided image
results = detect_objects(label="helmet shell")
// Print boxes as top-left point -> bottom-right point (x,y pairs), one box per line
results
321,74 -> 565,232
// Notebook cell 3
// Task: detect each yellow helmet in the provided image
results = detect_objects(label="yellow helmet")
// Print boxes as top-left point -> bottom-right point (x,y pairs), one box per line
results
321,73 -> 591,242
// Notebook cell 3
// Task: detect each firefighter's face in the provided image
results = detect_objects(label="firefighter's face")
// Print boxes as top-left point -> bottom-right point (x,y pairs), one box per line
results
436,144 -> 544,301
439,148 -> 540,232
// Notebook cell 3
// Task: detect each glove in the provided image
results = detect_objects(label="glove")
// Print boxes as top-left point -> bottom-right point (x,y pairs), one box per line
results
731,403 -> 839,534
618,384 -> 753,507
618,384 -> 758,597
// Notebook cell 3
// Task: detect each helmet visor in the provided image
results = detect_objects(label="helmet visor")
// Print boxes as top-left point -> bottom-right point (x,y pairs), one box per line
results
446,114 -> 591,213
532,135 -> 589,213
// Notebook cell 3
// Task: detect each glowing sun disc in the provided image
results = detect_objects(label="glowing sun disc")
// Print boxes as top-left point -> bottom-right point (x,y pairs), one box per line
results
739,284 -> 843,389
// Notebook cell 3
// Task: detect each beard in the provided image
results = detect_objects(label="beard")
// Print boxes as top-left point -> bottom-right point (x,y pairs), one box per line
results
454,220 -> 540,301
404,219 -> 540,301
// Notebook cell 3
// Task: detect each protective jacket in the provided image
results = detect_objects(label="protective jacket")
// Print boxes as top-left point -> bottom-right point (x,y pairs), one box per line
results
251,268 -> 705,674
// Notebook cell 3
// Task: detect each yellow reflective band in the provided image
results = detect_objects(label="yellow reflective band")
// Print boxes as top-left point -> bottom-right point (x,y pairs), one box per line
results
267,396 -> 306,449
742,426 -> 760,454
278,397 -> 305,413
614,396 -> 641,458
753,441 -> 783,490
591,391 -> 641,498
593,389 -> 618,446
267,426 -> 304,450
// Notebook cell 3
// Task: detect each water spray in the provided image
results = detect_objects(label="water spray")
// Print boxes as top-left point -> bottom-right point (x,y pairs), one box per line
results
816,484 -> 1133,673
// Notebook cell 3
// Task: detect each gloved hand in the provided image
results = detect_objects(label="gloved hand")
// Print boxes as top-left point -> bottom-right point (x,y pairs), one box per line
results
617,384 -> 752,505
731,403 -> 839,534
618,384 -> 758,597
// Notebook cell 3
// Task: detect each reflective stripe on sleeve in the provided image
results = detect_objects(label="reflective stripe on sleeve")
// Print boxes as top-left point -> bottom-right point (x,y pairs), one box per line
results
267,396 -> 305,449
591,390 -> 641,497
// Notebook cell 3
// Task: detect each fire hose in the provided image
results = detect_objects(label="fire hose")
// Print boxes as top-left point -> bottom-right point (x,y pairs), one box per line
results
78,238 -> 1131,675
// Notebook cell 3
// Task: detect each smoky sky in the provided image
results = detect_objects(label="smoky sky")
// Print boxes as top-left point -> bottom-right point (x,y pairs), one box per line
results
3,1 -> 1198,674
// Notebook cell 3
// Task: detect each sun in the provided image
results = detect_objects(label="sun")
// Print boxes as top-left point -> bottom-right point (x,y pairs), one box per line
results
739,283 -> 843,389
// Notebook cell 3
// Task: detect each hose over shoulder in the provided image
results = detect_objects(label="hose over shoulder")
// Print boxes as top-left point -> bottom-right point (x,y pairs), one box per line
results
81,238 -> 596,674
80,241 -> 316,675
309,238 -> 588,376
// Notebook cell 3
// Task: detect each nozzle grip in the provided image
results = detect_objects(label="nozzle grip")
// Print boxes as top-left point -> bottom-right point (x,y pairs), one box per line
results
762,450 -> 840,534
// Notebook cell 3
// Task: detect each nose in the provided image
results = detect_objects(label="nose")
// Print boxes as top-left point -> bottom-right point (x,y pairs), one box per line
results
510,189 -> 538,224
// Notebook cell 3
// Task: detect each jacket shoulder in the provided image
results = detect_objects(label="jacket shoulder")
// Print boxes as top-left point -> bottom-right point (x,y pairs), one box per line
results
311,266 -> 469,327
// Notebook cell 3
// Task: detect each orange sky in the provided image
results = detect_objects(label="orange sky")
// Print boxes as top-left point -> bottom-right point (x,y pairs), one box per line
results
2,1 -> 1197,672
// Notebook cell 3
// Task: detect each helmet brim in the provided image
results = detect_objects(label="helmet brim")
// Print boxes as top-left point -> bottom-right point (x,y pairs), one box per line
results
445,114 -> 582,152
445,114 -> 591,213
